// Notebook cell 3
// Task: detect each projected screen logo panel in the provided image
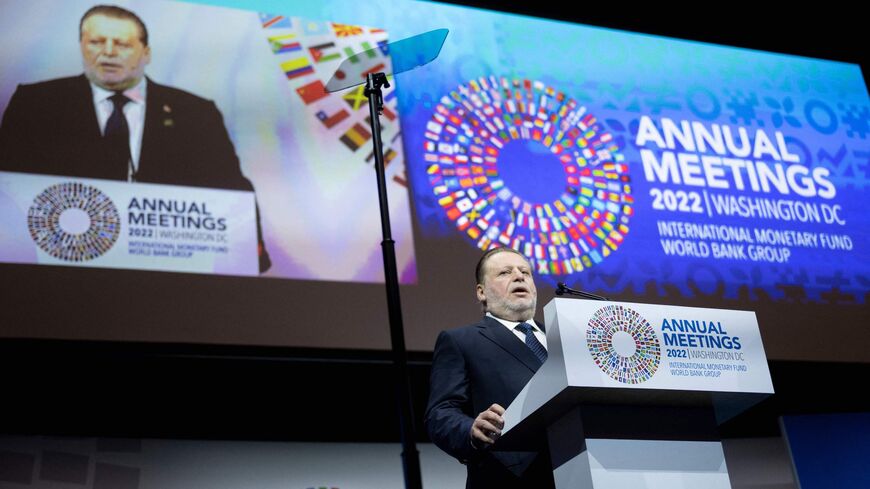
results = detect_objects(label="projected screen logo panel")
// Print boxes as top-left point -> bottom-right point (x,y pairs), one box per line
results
390,5 -> 869,304
0,0 -> 416,284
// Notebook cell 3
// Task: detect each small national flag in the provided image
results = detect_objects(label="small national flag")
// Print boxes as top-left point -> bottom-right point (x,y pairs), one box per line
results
332,23 -> 364,37
295,80 -> 328,105
308,42 -> 342,63
361,63 -> 386,78
360,41 -> 376,57
377,40 -> 389,56
382,105 -> 396,121
384,148 -> 397,166
316,109 -> 350,129
259,13 -> 292,29
280,57 -> 314,79
340,123 -> 372,151
302,20 -> 330,36
366,146 -> 397,164
268,33 -> 301,54
343,43 -> 377,61
342,85 -> 368,111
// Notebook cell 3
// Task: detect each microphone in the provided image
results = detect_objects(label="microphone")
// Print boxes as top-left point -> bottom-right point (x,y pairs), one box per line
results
555,282 -> 609,301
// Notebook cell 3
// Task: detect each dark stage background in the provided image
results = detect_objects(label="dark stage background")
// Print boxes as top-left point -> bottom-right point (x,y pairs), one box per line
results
1,0 -> 867,450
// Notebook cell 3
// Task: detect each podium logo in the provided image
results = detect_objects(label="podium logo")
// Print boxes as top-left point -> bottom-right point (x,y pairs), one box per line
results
28,182 -> 121,261
586,305 -> 661,384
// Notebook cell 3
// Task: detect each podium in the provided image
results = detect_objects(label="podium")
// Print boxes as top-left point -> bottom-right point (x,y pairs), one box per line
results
496,298 -> 774,488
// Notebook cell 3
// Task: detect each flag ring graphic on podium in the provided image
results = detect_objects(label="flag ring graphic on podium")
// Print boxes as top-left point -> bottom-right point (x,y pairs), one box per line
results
586,304 -> 661,384
424,75 -> 633,275
28,182 -> 121,262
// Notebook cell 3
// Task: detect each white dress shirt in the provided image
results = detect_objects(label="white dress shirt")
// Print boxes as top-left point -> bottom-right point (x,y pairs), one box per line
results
486,312 -> 547,349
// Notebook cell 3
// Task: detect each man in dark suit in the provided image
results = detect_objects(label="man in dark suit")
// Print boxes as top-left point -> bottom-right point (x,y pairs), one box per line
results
426,247 -> 554,489
0,5 -> 270,271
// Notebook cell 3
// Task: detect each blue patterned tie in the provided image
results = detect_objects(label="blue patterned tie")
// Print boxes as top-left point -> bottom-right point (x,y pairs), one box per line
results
516,322 -> 547,364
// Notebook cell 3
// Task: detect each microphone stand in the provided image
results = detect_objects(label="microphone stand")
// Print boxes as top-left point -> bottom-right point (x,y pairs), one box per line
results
555,282 -> 609,301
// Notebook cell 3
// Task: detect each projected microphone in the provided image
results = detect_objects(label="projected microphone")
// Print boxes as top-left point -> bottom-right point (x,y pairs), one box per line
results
555,282 -> 609,301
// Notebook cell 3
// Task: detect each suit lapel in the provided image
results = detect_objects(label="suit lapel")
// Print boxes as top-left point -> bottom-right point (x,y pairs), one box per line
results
477,316 -> 542,372
72,75 -> 102,141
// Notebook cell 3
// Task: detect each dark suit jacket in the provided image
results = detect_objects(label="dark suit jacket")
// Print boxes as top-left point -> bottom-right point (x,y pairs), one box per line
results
425,316 -> 554,489
0,74 -> 270,270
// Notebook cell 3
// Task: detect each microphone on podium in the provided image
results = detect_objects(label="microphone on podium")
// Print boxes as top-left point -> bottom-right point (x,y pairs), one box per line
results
554,282 -> 609,301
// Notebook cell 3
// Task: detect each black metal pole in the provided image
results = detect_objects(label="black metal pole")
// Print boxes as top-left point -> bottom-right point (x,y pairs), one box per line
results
364,73 -> 423,489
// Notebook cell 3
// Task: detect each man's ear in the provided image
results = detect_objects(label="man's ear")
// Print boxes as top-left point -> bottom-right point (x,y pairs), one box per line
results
476,283 -> 486,303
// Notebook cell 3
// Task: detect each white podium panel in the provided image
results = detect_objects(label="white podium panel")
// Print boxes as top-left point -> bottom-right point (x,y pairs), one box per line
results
552,439 -> 731,489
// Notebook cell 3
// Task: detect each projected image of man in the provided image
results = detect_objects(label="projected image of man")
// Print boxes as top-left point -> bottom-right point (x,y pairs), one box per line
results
0,4 -> 270,271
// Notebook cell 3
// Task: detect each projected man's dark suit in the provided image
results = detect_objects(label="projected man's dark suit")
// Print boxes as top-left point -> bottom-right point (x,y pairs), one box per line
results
0,74 -> 252,190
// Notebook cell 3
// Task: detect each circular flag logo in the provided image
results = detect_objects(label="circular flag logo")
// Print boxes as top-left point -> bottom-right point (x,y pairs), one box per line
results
28,182 -> 121,262
586,305 -> 661,384
423,75 -> 632,275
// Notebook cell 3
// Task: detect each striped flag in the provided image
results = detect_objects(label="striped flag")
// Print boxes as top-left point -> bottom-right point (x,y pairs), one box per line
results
280,57 -> 314,79
340,123 -> 372,151
267,33 -> 301,54
259,13 -> 292,29
382,105 -> 397,121
384,148 -> 397,166
316,109 -> 350,129
308,42 -> 342,63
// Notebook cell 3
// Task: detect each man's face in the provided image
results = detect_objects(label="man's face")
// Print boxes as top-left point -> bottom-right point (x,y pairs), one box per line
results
80,14 -> 150,91
476,251 -> 537,322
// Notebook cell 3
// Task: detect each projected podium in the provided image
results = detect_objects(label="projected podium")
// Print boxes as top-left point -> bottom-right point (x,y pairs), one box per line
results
496,298 -> 774,489
0,171 -> 259,275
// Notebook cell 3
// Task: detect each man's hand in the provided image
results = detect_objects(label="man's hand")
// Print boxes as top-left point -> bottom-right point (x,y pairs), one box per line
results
470,403 -> 505,447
